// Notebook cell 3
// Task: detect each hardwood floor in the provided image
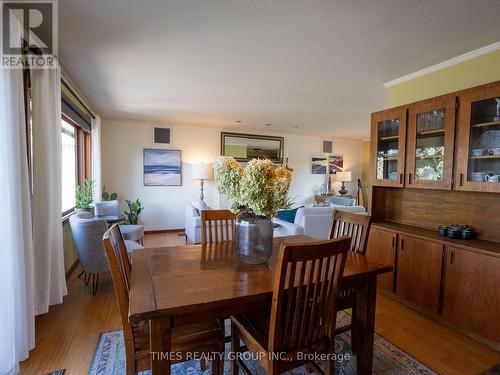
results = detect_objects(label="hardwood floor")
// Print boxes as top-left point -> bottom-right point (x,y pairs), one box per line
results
20,233 -> 500,375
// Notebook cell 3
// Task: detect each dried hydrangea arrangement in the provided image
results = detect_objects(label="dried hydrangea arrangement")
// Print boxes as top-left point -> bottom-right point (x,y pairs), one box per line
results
213,156 -> 292,218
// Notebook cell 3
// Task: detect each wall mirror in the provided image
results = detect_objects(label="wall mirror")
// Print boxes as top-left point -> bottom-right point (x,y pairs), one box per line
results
221,132 -> 284,163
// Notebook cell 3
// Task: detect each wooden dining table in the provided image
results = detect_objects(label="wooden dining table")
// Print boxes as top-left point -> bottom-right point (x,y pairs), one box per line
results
129,235 -> 392,375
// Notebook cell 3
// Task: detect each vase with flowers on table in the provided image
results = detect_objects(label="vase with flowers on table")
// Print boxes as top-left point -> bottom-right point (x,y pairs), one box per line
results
213,157 -> 293,264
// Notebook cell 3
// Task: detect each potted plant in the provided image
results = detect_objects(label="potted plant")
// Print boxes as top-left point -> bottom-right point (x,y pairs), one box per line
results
213,157 -> 292,264
124,199 -> 143,225
101,186 -> 118,201
75,180 -> 95,214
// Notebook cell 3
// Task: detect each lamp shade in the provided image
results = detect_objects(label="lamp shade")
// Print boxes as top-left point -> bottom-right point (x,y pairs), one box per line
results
192,163 -> 213,180
334,171 -> 351,182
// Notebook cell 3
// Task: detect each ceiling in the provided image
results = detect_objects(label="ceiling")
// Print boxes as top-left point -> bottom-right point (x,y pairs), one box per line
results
59,0 -> 500,139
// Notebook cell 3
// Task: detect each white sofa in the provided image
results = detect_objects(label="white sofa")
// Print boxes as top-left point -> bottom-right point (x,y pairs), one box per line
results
186,202 -> 366,243
185,204 -> 205,244
273,205 -> 366,239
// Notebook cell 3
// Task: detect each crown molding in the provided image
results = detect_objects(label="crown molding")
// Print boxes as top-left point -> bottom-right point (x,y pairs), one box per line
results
383,41 -> 500,88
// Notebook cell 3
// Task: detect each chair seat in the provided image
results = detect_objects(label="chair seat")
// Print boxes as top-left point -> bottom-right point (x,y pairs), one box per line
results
124,240 -> 144,252
133,319 -> 223,370
120,224 -> 145,242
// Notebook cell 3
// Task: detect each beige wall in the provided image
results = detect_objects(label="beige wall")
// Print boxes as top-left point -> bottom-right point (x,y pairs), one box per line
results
387,50 -> 500,107
101,119 -> 365,230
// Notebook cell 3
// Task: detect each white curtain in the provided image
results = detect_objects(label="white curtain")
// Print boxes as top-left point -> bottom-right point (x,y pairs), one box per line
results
30,66 -> 68,314
92,116 -> 102,202
0,68 -> 36,374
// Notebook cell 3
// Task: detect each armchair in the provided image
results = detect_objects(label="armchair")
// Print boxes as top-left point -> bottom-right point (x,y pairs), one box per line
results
69,212 -> 143,294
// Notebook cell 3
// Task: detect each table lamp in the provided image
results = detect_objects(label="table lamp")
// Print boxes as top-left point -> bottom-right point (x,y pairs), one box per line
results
334,171 -> 352,195
192,163 -> 213,201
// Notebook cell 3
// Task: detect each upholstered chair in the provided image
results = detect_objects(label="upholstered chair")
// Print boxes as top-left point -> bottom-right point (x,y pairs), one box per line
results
94,200 -> 145,244
69,212 -> 143,295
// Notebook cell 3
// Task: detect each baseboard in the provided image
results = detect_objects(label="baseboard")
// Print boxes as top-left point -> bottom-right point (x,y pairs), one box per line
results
144,228 -> 185,234
65,259 -> 79,279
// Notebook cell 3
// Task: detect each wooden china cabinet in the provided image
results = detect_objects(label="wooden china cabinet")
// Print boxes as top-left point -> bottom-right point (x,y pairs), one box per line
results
367,80 -> 500,349
405,95 -> 456,190
370,107 -> 406,187
454,84 -> 500,193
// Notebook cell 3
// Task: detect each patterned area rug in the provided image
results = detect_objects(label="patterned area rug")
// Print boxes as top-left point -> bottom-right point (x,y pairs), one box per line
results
482,364 -> 500,374
89,314 -> 436,375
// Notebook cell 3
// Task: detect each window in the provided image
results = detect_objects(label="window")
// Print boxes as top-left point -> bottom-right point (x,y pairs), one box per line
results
61,119 -> 77,213
61,114 -> 92,216
22,74 -> 94,217
60,79 -> 93,216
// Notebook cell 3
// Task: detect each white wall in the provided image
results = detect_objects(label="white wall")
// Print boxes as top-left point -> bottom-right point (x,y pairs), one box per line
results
101,119 -> 364,230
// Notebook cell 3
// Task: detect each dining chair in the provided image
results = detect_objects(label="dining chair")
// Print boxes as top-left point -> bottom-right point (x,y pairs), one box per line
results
230,237 -> 350,375
328,210 -> 372,352
102,224 -> 225,375
201,209 -> 236,244
328,210 -> 371,255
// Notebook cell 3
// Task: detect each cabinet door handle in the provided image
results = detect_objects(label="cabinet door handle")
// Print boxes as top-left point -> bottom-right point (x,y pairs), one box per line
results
459,173 -> 464,187
450,251 -> 455,265
400,239 -> 404,250
399,173 -> 403,184
408,173 -> 412,183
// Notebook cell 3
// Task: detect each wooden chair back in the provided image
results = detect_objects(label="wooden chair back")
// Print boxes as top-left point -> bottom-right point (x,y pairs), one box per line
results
102,224 -> 136,373
328,210 -> 371,255
201,209 -> 236,244
268,237 -> 350,355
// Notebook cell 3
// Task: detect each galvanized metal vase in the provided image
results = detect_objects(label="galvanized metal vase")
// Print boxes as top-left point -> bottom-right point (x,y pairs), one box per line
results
234,209 -> 273,264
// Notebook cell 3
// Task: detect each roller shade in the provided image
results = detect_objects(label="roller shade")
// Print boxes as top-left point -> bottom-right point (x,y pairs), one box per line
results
61,81 -> 93,131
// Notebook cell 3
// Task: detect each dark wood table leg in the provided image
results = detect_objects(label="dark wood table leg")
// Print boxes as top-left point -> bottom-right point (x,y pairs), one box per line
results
354,275 -> 377,375
150,316 -> 172,375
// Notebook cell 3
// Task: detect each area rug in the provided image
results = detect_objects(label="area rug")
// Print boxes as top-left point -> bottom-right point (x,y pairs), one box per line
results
89,314 -> 436,375
482,364 -> 500,375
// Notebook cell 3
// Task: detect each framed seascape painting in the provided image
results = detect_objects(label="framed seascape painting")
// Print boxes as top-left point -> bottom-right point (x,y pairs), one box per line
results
311,154 -> 328,174
143,149 -> 182,186
328,154 -> 344,174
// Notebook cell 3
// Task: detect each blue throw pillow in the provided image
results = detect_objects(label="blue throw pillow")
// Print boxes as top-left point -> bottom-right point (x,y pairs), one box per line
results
276,206 -> 303,223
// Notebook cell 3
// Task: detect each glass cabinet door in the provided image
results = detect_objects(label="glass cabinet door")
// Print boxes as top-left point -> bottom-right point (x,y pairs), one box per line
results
456,85 -> 500,193
371,108 -> 406,187
406,96 -> 456,190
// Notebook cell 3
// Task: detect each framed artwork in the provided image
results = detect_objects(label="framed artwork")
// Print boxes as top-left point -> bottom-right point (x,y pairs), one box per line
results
328,154 -> 344,174
311,154 -> 328,174
143,149 -> 182,186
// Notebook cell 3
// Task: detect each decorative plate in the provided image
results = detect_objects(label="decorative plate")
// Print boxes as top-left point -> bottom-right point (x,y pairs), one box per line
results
417,166 -> 438,180
389,171 -> 398,180
475,130 -> 500,149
